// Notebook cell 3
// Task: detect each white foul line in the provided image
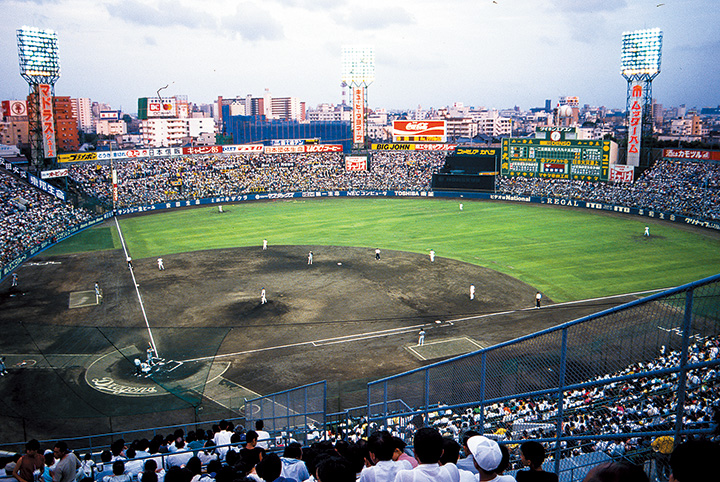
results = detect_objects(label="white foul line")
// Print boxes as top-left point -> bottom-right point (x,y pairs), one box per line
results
180,287 -> 668,364
114,216 -> 160,358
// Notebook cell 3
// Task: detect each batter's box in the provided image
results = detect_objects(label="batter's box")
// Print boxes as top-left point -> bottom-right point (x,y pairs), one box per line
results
406,336 -> 483,361
69,290 -> 100,309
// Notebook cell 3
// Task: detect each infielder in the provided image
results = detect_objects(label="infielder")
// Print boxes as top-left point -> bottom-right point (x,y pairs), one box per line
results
263,239 -> 268,250
429,249 -> 435,262
418,329 -> 426,346
157,258 -> 165,270
375,248 -> 381,260
11,273 -> 17,287
535,291 -> 542,308
261,288 -> 267,304
470,284 -> 475,300
308,251 -> 313,265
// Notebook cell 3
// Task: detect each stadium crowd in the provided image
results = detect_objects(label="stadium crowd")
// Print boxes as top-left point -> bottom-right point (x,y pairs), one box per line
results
2,417 -> 718,482
0,170 -> 94,268
66,151 -> 448,208
3,151 -> 720,275
495,159 -> 720,221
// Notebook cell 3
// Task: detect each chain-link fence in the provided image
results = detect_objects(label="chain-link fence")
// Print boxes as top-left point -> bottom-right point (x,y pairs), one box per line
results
243,381 -> 326,446
367,274 -> 720,480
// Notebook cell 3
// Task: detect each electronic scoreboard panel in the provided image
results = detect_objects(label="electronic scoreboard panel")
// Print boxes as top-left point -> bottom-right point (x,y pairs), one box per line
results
501,137 -> 613,182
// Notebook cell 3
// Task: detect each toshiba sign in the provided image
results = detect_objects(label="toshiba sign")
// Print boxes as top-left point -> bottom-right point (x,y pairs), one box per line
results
393,120 -> 446,143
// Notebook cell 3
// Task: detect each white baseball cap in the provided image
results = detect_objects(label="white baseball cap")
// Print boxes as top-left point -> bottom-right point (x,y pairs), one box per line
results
467,435 -> 502,472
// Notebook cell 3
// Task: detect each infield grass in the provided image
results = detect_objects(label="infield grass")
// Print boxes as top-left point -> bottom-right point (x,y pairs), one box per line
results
45,198 -> 720,302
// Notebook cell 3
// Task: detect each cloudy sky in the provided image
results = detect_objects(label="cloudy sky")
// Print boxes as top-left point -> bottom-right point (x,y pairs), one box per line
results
1,0 -> 718,114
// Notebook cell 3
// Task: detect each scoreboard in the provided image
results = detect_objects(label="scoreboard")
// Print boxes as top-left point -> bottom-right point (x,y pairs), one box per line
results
501,136 -> 615,182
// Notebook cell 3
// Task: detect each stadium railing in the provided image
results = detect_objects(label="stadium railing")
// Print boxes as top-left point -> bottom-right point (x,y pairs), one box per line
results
364,272 -> 720,479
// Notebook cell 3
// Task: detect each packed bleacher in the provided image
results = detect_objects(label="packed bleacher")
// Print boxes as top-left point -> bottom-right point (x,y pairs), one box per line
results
3,151 -> 720,276
0,170 -> 94,268
1,332 -> 715,482
495,159 -> 720,221
66,151 -> 448,208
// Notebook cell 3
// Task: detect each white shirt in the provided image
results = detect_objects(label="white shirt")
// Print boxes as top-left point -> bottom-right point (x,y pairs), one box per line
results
255,430 -> 271,450
394,464 -> 457,482
359,460 -> 411,482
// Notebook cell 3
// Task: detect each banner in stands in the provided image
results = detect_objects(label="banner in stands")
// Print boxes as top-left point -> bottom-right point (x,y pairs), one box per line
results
454,147 -> 499,157
57,152 -> 97,163
353,87 -> 365,145
41,169 -> 68,179
222,145 -> 264,153
183,146 -> 222,155
609,165 -> 634,183
264,145 -> 342,154
663,149 -> 720,161
345,156 -> 367,171
372,143 -> 456,151
393,120 -> 446,143
39,84 -> 57,158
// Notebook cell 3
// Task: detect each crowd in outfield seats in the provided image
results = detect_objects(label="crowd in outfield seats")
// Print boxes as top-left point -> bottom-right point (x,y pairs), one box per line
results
0,171 -> 94,267
2,152 -> 720,275
495,159 -> 720,221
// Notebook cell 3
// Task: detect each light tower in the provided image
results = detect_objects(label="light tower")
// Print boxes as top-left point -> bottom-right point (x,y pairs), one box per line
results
17,26 -> 61,171
621,28 -> 662,167
341,46 -> 374,151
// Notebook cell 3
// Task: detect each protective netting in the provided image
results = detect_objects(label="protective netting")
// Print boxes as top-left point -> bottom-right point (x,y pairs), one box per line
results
244,382 -> 326,443
0,323 -> 232,442
367,275 -> 720,475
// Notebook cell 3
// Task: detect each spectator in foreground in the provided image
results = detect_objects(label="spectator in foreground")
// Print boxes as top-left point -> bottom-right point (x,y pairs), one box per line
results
359,431 -> 411,482
466,435 -> 514,482
390,437 -> 417,469
516,441 -> 558,482
582,461 -> 648,482
280,443 -> 309,482
52,442 -> 80,482
394,428 -> 455,482
12,439 -> 45,482
256,453 -> 290,482
668,440 -> 720,481
316,456 -> 354,482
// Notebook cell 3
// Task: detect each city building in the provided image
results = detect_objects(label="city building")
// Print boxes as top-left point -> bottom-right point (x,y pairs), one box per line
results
53,96 -> 79,152
71,97 -> 93,133
0,100 -> 30,147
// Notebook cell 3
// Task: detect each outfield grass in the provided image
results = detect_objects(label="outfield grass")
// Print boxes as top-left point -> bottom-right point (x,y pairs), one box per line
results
44,198 -> 720,302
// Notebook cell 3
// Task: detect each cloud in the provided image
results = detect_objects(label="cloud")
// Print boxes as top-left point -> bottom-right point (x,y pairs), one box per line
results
221,3 -> 284,41
106,0 -> 216,29
342,6 -> 415,30
273,0 -> 346,9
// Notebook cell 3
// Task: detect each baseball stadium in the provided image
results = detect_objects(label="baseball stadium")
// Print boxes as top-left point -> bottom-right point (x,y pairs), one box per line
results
1,145 -> 719,480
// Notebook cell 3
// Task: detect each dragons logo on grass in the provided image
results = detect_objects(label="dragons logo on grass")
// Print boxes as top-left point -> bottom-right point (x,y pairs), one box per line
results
91,377 -> 158,396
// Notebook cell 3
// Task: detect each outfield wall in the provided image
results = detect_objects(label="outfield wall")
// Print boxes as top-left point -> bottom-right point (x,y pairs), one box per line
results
3,189 -> 719,281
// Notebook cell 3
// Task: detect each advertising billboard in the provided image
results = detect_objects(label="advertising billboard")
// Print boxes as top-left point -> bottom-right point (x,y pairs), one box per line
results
345,156 -> 367,171
627,83 -> 643,166
663,149 -> 720,161
393,120 -> 446,143
39,84 -> 56,158
609,165 -> 634,183
147,97 -> 177,118
41,168 -> 69,179
2,100 -> 28,117
353,87 -> 365,145
100,111 -> 119,120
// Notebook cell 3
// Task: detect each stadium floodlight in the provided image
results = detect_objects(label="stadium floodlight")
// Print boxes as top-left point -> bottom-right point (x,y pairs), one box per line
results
341,46 -> 375,87
621,28 -> 662,80
17,26 -> 61,85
